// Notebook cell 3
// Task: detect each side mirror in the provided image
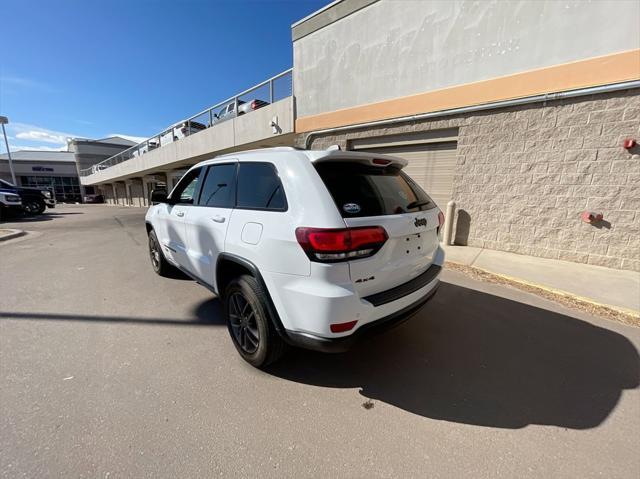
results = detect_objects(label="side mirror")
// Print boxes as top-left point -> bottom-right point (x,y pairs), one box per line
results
150,189 -> 169,204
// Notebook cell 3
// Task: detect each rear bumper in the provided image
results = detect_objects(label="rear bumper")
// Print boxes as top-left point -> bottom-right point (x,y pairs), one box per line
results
282,279 -> 440,353
44,199 -> 55,208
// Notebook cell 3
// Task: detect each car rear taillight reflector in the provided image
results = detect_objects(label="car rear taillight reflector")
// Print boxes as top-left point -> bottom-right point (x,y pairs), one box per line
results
372,158 -> 391,165
295,226 -> 388,262
330,320 -> 358,333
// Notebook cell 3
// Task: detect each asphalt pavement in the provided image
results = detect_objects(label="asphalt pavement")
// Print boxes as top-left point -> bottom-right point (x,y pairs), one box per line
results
1,205 -> 639,478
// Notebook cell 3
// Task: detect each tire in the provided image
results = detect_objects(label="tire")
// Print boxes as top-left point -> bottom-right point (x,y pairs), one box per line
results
148,229 -> 174,277
224,275 -> 286,368
24,198 -> 46,215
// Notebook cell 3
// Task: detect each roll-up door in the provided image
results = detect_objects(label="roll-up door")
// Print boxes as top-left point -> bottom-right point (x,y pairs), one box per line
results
352,141 -> 458,210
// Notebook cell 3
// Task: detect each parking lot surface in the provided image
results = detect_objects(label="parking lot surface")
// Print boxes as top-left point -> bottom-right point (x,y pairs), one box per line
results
1,205 -> 639,478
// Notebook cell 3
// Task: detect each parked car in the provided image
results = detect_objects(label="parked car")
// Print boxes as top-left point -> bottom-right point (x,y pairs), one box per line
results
134,139 -> 159,157
159,121 -> 206,147
91,164 -> 109,174
0,188 -> 22,220
145,147 -> 444,368
212,99 -> 270,124
0,179 -> 55,215
83,194 -> 104,204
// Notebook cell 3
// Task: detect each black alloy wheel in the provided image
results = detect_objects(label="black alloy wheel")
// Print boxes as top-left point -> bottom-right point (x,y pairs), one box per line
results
228,292 -> 260,354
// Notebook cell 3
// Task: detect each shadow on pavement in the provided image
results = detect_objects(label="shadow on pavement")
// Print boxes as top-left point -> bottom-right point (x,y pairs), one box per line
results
0,297 -> 225,327
267,281 -> 640,430
2,211 -> 85,223
2,282 -> 638,429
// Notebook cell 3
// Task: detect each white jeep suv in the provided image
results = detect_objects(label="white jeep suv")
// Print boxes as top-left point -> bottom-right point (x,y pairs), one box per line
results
145,147 -> 444,367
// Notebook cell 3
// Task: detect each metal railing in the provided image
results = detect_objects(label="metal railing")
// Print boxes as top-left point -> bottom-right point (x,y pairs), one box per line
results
80,69 -> 293,177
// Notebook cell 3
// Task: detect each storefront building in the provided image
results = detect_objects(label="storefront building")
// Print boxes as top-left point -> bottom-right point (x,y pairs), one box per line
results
292,0 -> 640,271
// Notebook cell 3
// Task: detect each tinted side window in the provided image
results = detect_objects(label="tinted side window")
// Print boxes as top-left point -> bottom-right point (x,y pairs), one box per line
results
198,164 -> 236,208
236,162 -> 286,211
171,167 -> 202,204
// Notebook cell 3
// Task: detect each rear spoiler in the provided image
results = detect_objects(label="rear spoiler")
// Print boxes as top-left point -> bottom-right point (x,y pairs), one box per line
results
309,150 -> 408,168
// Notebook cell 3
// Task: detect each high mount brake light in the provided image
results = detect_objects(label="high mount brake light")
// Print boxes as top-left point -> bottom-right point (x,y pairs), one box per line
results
295,226 -> 388,263
372,158 -> 391,165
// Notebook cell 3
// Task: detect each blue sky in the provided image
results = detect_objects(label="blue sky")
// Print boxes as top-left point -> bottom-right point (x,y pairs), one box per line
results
0,0 -> 327,152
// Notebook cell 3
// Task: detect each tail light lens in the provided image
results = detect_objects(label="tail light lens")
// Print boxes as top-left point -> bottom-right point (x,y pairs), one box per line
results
180,127 -> 187,134
437,211 -> 444,233
295,226 -> 388,263
251,100 -> 258,110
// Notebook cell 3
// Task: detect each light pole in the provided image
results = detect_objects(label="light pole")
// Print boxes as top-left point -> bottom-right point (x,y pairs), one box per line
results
0,116 -> 17,185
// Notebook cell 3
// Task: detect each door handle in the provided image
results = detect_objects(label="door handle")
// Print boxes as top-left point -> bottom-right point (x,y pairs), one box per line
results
176,211 -> 185,217
212,215 -> 226,223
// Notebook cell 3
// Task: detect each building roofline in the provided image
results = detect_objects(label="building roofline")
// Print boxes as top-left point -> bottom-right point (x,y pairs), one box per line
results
291,0 -> 379,41
291,0 -> 344,28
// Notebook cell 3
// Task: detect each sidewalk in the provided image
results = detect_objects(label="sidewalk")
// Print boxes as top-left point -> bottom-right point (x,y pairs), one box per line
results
443,245 -> 640,315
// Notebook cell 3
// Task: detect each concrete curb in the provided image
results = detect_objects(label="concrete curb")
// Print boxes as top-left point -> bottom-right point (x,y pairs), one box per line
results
0,229 -> 26,242
445,260 -> 640,320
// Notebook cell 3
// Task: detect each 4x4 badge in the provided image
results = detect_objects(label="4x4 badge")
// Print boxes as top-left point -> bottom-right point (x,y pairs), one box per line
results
414,217 -> 427,227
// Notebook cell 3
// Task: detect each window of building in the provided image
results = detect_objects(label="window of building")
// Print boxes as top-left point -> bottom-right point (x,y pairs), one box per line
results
20,176 -> 81,202
236,162 -> 286,211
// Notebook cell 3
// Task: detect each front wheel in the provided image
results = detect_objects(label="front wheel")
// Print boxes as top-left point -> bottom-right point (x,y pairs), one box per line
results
24,199 -> 46,215
148,229 -> 174,277
224,275 -> 286,368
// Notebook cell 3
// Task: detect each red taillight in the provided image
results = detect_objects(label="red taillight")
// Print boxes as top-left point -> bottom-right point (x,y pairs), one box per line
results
372,158 -> 391,165
295,226 -> 388,262
251,100 -> 258,110
330,320 -> 358,333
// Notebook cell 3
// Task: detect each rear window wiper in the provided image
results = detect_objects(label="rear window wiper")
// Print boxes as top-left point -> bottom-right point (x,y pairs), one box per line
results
406,200 -> 433,209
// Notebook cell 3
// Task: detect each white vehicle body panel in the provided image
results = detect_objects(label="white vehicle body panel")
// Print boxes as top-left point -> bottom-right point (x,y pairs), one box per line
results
145,147 -> 444,342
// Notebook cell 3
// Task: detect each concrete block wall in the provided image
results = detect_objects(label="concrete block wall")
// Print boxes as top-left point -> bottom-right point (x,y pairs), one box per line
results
305,88 -> 640,271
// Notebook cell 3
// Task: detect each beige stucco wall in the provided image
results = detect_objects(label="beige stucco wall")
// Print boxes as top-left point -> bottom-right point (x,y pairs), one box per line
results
294,0 -> 640,118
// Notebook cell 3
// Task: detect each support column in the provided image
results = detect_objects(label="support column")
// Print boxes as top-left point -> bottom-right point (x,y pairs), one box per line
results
142,179 -> 150,207
111,183 -> 118,206
124,180 -> 134,206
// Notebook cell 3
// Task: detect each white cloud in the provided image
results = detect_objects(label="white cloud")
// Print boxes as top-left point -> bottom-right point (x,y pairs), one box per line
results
9,144 -> 69,152
15,130 -> 69,144
107,133 -> 147,144
8,123 -> 78,146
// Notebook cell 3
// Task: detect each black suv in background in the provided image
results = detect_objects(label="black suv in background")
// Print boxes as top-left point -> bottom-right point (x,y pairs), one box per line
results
0,179 -> 55,215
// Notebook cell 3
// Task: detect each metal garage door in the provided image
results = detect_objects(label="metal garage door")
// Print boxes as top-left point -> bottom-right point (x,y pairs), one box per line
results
354,141 -> 458,210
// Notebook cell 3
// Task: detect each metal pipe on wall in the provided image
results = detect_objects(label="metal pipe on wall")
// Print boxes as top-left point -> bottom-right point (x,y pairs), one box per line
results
304,80 -> 640,148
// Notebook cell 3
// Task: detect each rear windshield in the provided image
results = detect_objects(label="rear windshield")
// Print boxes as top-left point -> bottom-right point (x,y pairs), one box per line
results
315,162 -> 437,218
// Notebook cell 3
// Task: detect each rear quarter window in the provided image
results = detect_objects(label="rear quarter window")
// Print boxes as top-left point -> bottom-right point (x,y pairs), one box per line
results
236,162 -> 287,211
315,162 -> 436,218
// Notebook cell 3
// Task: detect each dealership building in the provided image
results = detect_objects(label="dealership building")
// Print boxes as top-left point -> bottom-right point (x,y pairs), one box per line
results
80,0 -> 640,271
0,136 -> 135,201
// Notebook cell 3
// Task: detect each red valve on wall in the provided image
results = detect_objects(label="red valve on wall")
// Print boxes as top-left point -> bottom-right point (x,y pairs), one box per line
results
581,211 -> 603,223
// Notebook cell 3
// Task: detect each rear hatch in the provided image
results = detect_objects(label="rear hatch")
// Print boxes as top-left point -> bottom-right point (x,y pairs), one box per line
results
314,158 -> 441,298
